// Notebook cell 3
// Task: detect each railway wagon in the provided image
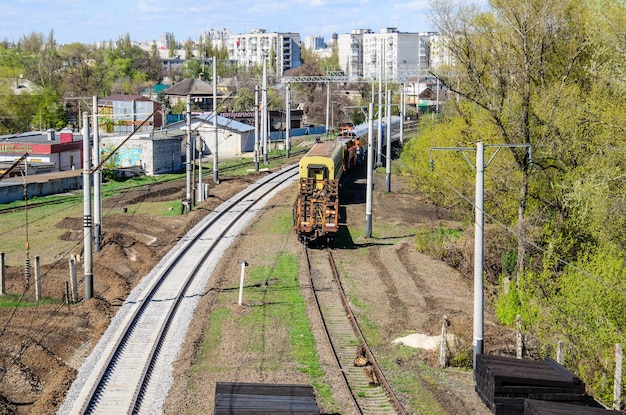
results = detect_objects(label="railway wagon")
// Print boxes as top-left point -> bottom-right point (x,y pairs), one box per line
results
347,115 -> 403,152
293,138 -> 358,245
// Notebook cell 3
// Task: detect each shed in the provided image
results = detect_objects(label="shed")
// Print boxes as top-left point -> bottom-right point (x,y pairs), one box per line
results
99,130 -> 184,176
170,113 -> 255,157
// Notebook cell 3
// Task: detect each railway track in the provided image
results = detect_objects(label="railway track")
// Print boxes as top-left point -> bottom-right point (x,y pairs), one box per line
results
305,247 -> 407,415
57,164 -> 299,415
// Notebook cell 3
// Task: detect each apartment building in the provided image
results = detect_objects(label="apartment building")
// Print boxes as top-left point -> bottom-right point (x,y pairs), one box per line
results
336,28 -> 436,81
303,35 -> 326,51
227,29 -> 302,76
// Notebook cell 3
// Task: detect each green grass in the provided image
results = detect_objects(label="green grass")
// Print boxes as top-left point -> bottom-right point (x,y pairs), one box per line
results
414,225 -> 464,260
250,205 -> 294,235
107,200 -> 183,216
194,251 -> 336,408
377,353 -> 449,414
0,174 -> 202,266
0,200 -> 84,266
200,149 -> 304,177
190,208 -> 338,411
192,308 -> 231,375
0,293 -> 60,307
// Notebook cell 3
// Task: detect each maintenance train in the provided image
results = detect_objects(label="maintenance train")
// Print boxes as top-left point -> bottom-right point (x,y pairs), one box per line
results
293,115 -> 403,245
293,137 -> 359,245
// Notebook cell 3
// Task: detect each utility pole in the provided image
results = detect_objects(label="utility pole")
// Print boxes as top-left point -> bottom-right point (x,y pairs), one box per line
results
399,85 -> 405,145
82,112 -> 93,300
285,82 -> 291,158
429,142 -> 531,370
184,95 -> 192,213
262,58 -> 268,164
92,96 -> 102,252
473,141 -> 485,368
212,56 -> 219,184
377,42 -> 383,167
365,102 -> 374,238
254,85 -> 259,171
385,88 -> 392,193
325,82 -> 331,136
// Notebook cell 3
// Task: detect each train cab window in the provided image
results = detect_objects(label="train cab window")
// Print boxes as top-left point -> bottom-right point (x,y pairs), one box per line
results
307,165 -> 327,182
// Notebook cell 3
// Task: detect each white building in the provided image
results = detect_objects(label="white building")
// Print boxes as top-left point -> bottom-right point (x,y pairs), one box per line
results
99,130 -> 184,176
227,29 -> 301,76
429,34 -> 456,70
169,114 -> 255,158
303,35 -> 325,51
336,28 -> 436,81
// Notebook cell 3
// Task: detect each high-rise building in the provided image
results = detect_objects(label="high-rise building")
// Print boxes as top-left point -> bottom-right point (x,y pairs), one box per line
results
336,28 -> 436,81
428,34 -> 455,70
160,32 -> 172,49
303,35 -> 326,51
227,29 -> 301,76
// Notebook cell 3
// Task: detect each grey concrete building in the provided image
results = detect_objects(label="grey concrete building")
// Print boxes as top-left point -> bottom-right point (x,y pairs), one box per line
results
99,130 -> 184,176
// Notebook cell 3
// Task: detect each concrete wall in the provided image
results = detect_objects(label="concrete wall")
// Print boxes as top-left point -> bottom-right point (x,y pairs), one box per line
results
100,136 -> 183,176
0,175 -> 83,204
151,137 -> 183,174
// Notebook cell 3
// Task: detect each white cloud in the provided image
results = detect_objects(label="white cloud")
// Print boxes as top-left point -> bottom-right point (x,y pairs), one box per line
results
138,0 -> 166,13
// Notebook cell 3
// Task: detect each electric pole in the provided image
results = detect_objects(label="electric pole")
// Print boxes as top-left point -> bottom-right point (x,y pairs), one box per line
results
429,141 -> 531,370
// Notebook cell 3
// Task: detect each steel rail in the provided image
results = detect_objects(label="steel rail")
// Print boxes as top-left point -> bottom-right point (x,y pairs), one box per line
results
304,247 -> 362,415
76,164 -> 299,414
326,250 -> 408,415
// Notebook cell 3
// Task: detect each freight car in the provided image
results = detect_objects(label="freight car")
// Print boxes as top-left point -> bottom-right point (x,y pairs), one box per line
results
293,138 -> 359,245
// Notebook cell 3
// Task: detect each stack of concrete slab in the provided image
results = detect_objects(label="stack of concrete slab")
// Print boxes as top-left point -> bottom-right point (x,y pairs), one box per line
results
214,382 -> 320,414
524,399 -> 624,414
475,354 -> 587,414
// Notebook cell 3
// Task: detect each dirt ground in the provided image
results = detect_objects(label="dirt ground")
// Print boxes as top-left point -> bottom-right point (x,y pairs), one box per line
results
0,157 -> 513,415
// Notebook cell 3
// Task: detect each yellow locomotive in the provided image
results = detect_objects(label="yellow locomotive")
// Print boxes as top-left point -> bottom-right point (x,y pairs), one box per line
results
293,138 -> 358,245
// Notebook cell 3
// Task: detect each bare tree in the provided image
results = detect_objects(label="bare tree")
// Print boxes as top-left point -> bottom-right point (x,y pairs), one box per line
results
430,0 -> 590,279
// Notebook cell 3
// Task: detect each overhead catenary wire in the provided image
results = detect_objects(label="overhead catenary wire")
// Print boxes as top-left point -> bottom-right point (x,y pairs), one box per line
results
0,173 -> 189,389
428,166 -> 626,298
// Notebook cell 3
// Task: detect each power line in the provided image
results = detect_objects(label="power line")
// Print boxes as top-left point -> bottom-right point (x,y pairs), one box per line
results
428,167 -> 626,297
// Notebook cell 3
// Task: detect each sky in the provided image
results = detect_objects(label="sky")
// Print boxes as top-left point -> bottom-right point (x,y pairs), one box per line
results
1,0 -> 435,45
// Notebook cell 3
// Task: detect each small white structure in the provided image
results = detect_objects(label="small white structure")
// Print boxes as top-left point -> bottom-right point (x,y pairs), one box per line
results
170,114 -> 255,158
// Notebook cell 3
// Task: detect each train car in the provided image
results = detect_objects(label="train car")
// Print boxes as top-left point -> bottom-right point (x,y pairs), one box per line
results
293,138 -> 358,245
348,115 -> 403,153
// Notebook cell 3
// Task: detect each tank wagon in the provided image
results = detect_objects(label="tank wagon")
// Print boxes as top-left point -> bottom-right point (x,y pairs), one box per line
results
293,138 -> 358,245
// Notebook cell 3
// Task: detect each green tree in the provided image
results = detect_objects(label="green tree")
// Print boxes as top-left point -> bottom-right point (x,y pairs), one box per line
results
419,0 -> 626,404
431,0 -> 591,278
19,32 -> 44,53
269,47 -> 276,74
147,41 -> 164,83
230,86 -> 254,111
168,33 -> 177,58
32,87 -> 67,129
184,37 -> 194,60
